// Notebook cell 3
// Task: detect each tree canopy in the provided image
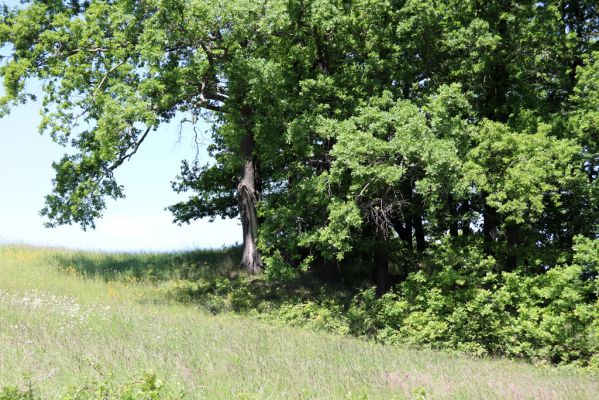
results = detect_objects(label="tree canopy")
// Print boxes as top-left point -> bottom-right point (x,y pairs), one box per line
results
1,0 -> 597,293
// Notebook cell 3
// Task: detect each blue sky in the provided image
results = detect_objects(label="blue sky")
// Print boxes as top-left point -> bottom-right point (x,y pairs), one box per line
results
0,0 -> 240,252
0,91 -> 240,252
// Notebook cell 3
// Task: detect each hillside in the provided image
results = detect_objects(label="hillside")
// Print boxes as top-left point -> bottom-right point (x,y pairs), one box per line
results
0,245 -> 597,399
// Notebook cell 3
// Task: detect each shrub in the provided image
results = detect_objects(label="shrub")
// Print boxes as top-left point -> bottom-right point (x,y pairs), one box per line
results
129,237 -> 599,368
272,299 -> 350,335
347,240 -> 599,367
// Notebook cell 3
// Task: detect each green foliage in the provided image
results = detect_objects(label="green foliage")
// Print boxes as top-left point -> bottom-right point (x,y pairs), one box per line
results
465,121 -> 582,225
1,373 -> 181,400
2,0 -> 596,266
574,236 -> 599,287
1,0 -> 597,269
159,271 -> 353,335
347,241 -> 599,367
0,385 -> 37,400
3,246 -> 599,399
61,372 -> 179,400
1,0 -> 598,377
141,241 -> 599,369
163,250 -> 598,368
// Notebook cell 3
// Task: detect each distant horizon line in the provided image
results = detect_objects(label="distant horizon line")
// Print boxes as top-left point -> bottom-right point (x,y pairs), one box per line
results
0,239 -> 241,254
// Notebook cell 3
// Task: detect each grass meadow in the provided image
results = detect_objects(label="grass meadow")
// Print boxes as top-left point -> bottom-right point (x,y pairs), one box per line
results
0,245 -> 598,399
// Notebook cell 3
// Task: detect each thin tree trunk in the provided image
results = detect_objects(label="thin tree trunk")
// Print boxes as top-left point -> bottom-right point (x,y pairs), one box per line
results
449,195 -> 459,238
394,179 -> 413,252
413,194 -> 426,252
374,241 -> 390,298
238,132 -> 262,274
460,200 -> 471,236
395,220 -> 413,252
414,214 -> 426,252
483,200 -> 499,257
505,222 -> 519,271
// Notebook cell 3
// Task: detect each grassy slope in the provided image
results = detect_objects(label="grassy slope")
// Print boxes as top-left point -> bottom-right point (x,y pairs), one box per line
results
0,245 -> 597,399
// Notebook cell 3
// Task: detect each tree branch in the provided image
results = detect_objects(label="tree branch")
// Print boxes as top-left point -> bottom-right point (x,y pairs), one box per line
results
109,126 -> 152,172
93,61 -> 125,98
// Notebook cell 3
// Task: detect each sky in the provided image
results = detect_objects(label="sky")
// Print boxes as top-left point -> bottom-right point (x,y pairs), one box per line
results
0,0 -> 240,252
0,92 -> 240,252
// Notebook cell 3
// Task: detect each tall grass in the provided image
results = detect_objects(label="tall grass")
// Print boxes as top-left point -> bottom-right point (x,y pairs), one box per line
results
0,245 -> 597,399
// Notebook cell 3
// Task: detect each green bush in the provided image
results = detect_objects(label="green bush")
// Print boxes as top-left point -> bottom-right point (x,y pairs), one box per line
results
272,299 -> 350,335
347,240 -> 599,367
147,237 -> 599,369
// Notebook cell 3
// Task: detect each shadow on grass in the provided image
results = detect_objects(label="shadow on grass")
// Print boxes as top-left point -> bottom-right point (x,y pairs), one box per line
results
53,246 -> 243,283
52,245 -> 356,333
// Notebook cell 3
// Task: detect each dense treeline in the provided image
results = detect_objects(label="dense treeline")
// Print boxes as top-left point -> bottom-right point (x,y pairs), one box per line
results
169,0 -> 598,295
1,0 -> 597,366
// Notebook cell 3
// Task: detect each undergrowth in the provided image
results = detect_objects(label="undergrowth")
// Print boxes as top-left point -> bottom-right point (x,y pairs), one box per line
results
0,373 -> 181,400
1,244 -> 598,399
51,238 -> 599,371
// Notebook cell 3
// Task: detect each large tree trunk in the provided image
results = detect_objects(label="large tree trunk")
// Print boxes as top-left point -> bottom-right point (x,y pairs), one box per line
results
238,132 -> 262,274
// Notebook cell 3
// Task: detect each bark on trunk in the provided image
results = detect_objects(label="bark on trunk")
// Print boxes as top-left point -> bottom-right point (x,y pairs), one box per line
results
414,214 -> 426,252
505,222 -> 519,271
483,201 -> 499,257
395,220 -> 413,252
413,194 -> 426,252
238,132 -> 262,274
460,200 -> 471,236
374,242 -> 390,298
400,179 -> 414,251
449,196 -> 459,238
